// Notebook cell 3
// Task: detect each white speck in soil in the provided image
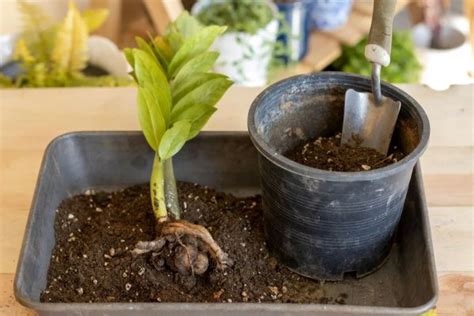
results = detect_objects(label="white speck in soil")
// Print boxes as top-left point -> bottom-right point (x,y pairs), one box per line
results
138,267 -> 145,276
240,243 -> 246,247
82,254 -> 87,258
67,213 -> 74,219
85,189 -> 91,196
95,207 -> 103,213
93,279 -> 98,285
122,271 -> 128,278
125,283 -> 132,291
76,287 -> 84,295
87,217 -> 91,221
361,164 -> 371,171
227,298 -> 232,303
104,254 -> 111,259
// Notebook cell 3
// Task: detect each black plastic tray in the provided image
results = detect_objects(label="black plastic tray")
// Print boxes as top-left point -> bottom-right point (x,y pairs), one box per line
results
15,132 -> 438,315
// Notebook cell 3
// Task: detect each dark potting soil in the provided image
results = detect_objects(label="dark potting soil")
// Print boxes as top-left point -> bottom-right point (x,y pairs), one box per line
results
284,133 -> 405,172
41,182 -> 347,304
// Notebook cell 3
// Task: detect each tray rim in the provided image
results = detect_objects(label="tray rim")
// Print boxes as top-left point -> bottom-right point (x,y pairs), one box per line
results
14,131 -> 439,315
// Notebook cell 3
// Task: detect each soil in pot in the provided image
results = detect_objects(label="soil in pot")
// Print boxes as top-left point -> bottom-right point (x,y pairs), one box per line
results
284,133 -> 405,172
40,182 -> 348,304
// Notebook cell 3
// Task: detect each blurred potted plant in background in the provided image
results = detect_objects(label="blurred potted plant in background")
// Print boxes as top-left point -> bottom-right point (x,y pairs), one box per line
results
0,1 -> 131,88
309,0 -> 353,30
330,31 -> 422,83
192,0 -> 278,87
273,0 -> 311,65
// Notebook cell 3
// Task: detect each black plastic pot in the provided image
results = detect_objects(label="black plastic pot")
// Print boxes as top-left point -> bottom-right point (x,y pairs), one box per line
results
248,72 -> 430,280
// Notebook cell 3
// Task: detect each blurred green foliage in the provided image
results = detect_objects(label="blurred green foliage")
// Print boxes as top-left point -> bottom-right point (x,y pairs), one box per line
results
331,31 -> 422,83
196,0 -> 273,34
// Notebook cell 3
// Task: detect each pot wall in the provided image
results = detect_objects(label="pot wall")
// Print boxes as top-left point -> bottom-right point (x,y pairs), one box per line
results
248,73 -> 430,280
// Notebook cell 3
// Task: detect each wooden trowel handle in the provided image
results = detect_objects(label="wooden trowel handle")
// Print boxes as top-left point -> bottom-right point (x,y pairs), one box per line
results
365,0 -> 397,67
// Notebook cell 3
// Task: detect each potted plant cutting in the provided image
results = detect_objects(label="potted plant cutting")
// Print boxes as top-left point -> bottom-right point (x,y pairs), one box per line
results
0,1 -> 130,88
15,9 -> 438,316
192,0 -> 279,86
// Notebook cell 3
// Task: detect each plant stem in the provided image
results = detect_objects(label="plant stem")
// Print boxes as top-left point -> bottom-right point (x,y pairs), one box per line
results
164,158 -> 181,220
150,154 -> 167,221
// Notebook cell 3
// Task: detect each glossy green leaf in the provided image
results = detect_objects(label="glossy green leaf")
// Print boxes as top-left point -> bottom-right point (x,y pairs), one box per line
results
168,96 -> 218,140
149,35 -> 170,69
171,51 -> 219,87
133,49 -> 171,121
137,87 -> 157,150
142,84 -> 166,137
158,120 -> 191,160
135,37 -> 166,74
167,25 -> 226,77
164,24 -> 184,54
123,48 -> 136,80
172,73 -> 226,104
171,76 -> 232,122
172,11 -> 203,39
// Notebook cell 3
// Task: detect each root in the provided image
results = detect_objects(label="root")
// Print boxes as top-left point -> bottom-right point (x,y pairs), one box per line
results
131,220 -> 232,276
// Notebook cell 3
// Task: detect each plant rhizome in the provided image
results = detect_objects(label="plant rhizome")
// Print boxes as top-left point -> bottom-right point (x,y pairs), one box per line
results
124,12 -> 233,278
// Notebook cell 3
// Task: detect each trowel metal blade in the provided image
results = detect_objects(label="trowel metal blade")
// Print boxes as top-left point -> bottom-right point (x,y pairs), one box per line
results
341,89 -> 401,156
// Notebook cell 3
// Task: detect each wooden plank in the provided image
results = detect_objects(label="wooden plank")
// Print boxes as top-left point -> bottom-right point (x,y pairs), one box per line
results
302,32 -> 341,71
0,274 -> 36,316
143,0 -> 184,35
437,273 -> 474,316
425,174 -> 474,207
430,207 -> 474,273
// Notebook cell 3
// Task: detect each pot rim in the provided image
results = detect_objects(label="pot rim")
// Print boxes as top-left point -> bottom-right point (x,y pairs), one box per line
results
247,72 -> 430,182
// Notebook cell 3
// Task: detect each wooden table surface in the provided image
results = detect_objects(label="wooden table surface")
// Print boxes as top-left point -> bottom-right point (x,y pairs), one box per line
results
0,84 -> 473,315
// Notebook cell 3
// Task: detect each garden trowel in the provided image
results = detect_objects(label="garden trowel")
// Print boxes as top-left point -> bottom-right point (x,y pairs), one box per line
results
341,0 -> 401,156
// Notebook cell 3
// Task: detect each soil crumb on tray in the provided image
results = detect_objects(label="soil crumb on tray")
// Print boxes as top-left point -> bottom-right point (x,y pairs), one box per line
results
285,133 -> 405,172
41,182 -> 347,304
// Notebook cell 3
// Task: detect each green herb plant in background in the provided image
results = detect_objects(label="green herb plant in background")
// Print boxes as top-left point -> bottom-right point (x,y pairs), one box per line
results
331,31 -> 422,83
196,0 -> 278,84
126,12 -> 234,276
0,1 -> 131,88
196,0 -> 273,34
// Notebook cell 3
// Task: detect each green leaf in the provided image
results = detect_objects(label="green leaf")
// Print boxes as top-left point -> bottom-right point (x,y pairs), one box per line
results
172,51 -> 218,86
171,11 -> 203,39
167,25 -> 226,77
137,87 -> 157,150
164,27 -> 183,54
148,35 -> 170,69
170,104 -> 217,140
133,49 -> 171,121
82,9 -> 108,33
158,120 -> 191,160
171,77 -> 232,122
172,73 -> 226,104
123,48 -> 137,80
135,37 -> 166,74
